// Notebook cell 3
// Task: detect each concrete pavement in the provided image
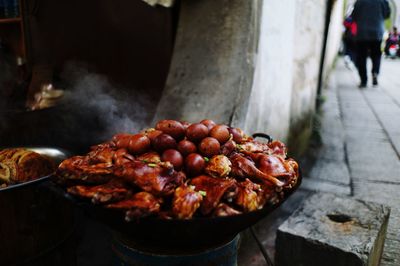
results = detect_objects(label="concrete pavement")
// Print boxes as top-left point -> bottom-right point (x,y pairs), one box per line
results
297,57 -> 400,265
238,57 -> 400,265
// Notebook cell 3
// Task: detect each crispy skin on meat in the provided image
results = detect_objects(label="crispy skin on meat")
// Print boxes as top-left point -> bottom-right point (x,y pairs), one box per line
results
220,140 -> 237,156
107,192 -> 161,221
56,156 -> 114,185
257,154 -> 291,177
237,139 -> 287,159
254,154 -> 299,189
172,184 -> 203,219
235,179 -> 263,212
90,142 -> 114,151
205,155 -> 232,178
87,147 -> 114,166
237,141 -> 270,154
112,148 -> 135,166
229,153 -> 284,187
283,158 -> 299,189
115,161 -> 185,196
136,152 -> 161,164
213,203 -> 242,217
67,179 -> 132,204
267,140 -> 287,158
190,175 -> 237,215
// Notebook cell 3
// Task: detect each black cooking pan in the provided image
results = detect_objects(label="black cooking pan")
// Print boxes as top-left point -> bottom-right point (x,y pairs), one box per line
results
53,134 -> 302,251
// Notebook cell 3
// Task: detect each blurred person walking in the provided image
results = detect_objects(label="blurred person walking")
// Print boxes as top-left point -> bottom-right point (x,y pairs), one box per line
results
352,0 -> 391,87
343,16 -> 357,65
384,26 -> 399,56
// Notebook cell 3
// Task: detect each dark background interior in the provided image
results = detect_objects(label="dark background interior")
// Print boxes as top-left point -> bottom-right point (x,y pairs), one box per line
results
0,0 -> 179,153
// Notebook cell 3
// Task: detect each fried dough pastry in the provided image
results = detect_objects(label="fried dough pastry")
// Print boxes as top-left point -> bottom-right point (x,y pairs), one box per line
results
0,148 -> 55,185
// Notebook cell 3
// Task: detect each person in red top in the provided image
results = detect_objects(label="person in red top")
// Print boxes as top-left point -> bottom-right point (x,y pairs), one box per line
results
384,26 -> 399,56
343,16 -> 357,63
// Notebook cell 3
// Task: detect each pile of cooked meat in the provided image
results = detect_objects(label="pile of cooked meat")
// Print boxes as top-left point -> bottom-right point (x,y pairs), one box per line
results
56,120 -> 299,221
0,148 -> 55,187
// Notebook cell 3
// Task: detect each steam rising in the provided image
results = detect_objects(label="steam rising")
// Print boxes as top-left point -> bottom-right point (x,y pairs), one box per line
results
0,61 -> 156,151
60,62 -> 154,142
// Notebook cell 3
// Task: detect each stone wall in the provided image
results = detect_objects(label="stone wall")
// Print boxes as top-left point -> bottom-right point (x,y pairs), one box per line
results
153,0 -> 259,126
289,0 -> 326,128
154,0 -> 345,153
244,0 -> 296,141
245,0 -> 344,145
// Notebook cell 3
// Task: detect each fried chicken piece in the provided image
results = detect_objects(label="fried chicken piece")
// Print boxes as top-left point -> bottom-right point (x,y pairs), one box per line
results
205,155 -> 231,178
56,156 -> 114,185
235,179 -> 263,212
67,179 -> 132,204
257,154 -> 290,177
252,154 -> 299,189
282,158 -> 299,189
213,203 -> 242,217
172,184 -> 203,219
90,142 -> 114,151
237,141 -> 270,154
136,152 -> 161,164
229,153 -> 284,187
190,175 -> 237,215
220,140 -> 237,156
87,146 -> 114,166
113,148 -> 135,166
115,161 -> 185,196
106,192 -> 162,221
267,140 -> 287,158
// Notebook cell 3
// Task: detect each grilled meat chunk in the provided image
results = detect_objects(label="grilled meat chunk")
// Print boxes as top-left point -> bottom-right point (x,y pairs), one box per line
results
107,192 -> 161,221
229,153 -> 284,187
172,184 -> 203,219
115,161 -> 185,196
235,179 -> 263,212
56,156 -> 114,185
190,175 -> 237,215
205,155 -> 231,178
67,179 -> 132,204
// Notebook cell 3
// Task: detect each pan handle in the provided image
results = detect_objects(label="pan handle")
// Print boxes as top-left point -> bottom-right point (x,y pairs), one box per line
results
252,133 -> 273,143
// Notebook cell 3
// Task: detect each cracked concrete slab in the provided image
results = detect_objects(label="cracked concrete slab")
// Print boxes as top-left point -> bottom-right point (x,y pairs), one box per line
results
276,193 -> 390,266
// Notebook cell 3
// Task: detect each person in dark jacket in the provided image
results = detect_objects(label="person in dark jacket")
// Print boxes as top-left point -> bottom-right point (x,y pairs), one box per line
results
352,0 -> 391,87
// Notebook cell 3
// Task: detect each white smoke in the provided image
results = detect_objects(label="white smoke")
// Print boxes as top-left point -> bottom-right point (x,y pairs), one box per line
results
60,62 -> 154,141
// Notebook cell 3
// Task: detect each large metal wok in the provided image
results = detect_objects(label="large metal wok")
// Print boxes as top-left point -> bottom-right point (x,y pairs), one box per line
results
54,134 -> 302,250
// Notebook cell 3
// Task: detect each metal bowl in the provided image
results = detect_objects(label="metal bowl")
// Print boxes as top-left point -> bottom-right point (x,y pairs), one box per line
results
0,147 -> 70,193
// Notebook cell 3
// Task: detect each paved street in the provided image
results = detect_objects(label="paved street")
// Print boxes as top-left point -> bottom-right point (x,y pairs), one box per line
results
299,57 -> 400,265
239,57 -> 400,265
